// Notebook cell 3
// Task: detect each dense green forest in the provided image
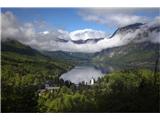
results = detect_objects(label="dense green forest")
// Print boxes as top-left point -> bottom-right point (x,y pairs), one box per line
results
37,69 -> 160,112
2,58 -> 160,112
1,40 -> 74,112
1,40 -> 160,113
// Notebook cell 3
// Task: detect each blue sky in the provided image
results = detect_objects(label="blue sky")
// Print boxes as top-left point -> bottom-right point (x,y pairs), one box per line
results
2,8 -> 159,34
1,8 -> 160,53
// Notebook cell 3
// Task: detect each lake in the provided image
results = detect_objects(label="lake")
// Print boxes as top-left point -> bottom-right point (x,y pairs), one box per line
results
60,65 -> 114,84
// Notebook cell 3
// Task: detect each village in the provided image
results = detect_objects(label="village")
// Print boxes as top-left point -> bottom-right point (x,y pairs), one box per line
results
38,77 -> 96,96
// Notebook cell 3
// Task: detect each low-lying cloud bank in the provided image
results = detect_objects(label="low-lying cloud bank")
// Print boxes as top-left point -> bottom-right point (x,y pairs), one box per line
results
1,11 -> 160,53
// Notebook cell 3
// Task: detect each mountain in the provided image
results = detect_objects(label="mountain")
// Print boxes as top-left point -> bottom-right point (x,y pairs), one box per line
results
45,22 -> 160,68
43,50 -> 94,63
92,23 -> 160,68
93,42 -> 159,67
1,39 -> 74,112
56,29 -> 106,45
57,38 -> 104,44
2,22 -> 159,68
1,39 -> 73,76
71,38 -> 104,44
109,23 -> 144,38
1,39 -> 48,59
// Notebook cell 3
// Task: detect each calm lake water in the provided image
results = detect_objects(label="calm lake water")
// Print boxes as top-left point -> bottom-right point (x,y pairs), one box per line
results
59,62 -> 155,84
60,65 -> 113,84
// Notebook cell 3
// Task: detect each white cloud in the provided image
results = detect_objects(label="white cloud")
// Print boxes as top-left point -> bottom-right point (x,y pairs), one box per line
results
108,14 -> 148,27
79,8 -> 152,27
1,11 -> 36,43
69,29 -> 106,41
42,31 -> 49,35
57,29 -> 70,40
1,11 -> 160,53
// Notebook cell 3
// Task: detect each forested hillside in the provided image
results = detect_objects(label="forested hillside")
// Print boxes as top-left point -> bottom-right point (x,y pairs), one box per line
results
1,40 -> 74,112
1,39 -> 160,113
92,42 -> 159,68
1,8 -> 160,113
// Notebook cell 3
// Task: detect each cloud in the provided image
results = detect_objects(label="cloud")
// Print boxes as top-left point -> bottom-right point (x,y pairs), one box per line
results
42,31 -> 49,35
1,11 -> 64,49
57,29 -> 71,40
78,8 -> 157,28
1,11 -> 36,43
1,11 -> 160,53
108,14 -> 148,27
69,29 -> 106,41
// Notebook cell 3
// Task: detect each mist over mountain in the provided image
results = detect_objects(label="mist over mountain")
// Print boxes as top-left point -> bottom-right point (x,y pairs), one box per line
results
1,11 -> 160,53
2,8 -> 160,113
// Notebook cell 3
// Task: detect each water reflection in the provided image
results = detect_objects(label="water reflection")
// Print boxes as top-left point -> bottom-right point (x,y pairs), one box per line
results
60,66 -> 105,84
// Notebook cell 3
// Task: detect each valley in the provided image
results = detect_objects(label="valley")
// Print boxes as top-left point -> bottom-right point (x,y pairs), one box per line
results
1,19 -> 160,112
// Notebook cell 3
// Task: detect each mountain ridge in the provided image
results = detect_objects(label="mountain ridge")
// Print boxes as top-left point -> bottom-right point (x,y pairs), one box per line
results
2,22 -> 160,67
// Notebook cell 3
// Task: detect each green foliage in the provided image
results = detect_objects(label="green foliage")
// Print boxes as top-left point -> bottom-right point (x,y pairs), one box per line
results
1,40 -> 73,112
1,40 -> 159,113
92,42 -> 158,68
38,87 -> 96,112
37,69 -> 160,113
93,69 -> 159,112
1,84 -> 38,112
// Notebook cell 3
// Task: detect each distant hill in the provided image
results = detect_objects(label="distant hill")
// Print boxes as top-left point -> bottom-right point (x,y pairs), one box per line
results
1,39 -> 73,112
43,50 -> 94,63
1,39 -> 48,59
44,23 -> 160,68
1,39 -> 73,81
92,42 -> 159,68
2,21 -> 160,68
